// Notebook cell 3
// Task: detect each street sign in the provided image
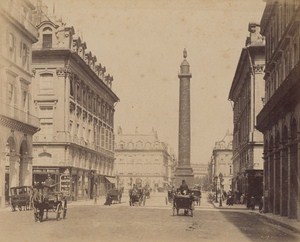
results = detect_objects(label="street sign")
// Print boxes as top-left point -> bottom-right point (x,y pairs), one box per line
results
60,169 -> 71,196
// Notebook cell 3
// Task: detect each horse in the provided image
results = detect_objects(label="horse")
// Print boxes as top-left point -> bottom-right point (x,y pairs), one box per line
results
32,188 -> 45,222
32,187 -> 63,222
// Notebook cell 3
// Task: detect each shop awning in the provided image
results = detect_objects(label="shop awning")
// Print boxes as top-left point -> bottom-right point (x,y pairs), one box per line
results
105,177 -> 117,184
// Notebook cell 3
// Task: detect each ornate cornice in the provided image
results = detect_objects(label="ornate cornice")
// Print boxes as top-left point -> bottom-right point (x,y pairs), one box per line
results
0,114 -> 39,135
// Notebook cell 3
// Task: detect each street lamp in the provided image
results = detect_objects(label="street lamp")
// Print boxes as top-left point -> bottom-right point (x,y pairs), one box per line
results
214,176 -> 218,202
219,173 -> 223,207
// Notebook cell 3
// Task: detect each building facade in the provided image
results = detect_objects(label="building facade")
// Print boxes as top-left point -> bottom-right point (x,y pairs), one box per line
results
31,3 -> 119,200
0,0 -> 39,207
190,163 -> 208,188
228,23 -> 265,205
210,132 -> 233,193
257,1 -> 300,220
114,127 -> 176,192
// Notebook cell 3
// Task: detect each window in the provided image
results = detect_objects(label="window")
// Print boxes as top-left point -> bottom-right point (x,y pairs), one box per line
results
101,127 -> 105,148
8,33 -> 16,59
8,83 -> 14,102
22,90 -> 27,108
70,79 -> 74,97
40,118 -> 53,137
40,73 -> 53,90
21,43 -> 28,69
42,34 -> 52,49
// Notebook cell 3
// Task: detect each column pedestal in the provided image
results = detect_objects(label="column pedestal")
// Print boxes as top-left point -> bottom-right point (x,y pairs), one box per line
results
174,165 -> 194,187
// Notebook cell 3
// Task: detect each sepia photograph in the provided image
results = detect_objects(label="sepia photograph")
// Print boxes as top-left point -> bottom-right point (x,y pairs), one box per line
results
0,0 -> 299,241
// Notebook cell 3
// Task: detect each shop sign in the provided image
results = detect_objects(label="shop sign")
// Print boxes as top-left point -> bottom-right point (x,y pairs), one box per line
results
60,169 -> 71,196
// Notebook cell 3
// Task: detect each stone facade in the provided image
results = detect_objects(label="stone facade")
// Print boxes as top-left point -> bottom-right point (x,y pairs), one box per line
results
228,23 -> 265,205
114,127 -> 176,192
0,0 -> 39,208
210,132 -> 233,193
257,1 -> 300,220
31,3 -> 119,200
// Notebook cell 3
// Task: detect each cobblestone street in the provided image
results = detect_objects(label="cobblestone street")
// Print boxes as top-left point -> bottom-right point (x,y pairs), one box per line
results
0,193 -> 299,242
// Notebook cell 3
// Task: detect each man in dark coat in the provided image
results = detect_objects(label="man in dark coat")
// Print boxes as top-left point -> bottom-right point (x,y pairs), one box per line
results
179,180 -> 189,195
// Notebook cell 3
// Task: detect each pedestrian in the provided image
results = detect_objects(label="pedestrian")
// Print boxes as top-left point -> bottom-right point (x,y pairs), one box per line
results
250,196 -> 255,210
259,196 -> 263,213
240,194 -> 245,204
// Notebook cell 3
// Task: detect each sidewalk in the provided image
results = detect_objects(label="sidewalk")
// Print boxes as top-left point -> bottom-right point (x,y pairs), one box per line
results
211,201 -> 300,234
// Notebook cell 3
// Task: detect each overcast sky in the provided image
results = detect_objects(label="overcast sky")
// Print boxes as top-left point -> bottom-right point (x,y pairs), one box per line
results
46,0 -> 266,164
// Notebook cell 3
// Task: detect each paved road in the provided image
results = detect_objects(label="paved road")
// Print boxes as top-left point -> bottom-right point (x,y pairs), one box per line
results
0,193 -> 299,242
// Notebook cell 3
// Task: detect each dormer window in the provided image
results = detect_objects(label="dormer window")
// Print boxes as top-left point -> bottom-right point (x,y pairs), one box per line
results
43,34 -> 52,49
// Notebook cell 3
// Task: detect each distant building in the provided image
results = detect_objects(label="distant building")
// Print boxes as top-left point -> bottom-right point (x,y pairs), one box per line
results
0,0 -> 39,207
190,163 -> 208,187
210,132 -> 233,193
114,127 -> 176,191
257,1 -> 300,219
228,22 -> 265,205
31,2 -> 119,200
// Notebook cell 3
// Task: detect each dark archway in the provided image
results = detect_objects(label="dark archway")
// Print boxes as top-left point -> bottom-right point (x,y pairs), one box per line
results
281,126 -> 288,216
274,131 -> 280,214
269,135 -> 274,213
289,118 -> 298,219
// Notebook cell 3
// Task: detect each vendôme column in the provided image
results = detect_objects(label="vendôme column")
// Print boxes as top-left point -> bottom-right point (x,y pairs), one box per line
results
175,49 -> 194,187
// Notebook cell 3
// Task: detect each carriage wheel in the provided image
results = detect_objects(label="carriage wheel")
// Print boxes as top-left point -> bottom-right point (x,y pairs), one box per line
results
63,207 -> 67,219
39,208 -> 44,222
63,200 -> 67,219
56,203 -> 61,221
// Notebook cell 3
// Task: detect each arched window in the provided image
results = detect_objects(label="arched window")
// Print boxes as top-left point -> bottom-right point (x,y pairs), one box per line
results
42,27 -> 53,49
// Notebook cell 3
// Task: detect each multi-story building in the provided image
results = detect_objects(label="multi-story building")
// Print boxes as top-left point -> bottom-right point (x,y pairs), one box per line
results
257,1 -> 300,220
228,23 -> 265,205
210,132 -> 233,193
190,163 -> 208,187
114,127 -> 176,191
31,3 -> 119,200
0,0 -> 39,207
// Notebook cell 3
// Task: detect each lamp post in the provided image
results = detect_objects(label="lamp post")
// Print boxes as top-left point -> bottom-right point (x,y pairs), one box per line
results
219,173 -> 223,207
214,176 -> 218,202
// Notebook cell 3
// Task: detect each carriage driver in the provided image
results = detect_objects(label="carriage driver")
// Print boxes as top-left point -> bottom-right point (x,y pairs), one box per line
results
179,180 -> 189,195
44,173 -> 56,192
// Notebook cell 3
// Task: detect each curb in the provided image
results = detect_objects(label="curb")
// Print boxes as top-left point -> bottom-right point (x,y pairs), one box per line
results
209,200 -> 300,234
252,212 -> 300,234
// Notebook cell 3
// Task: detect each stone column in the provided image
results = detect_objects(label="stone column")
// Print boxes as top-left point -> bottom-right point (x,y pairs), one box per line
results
20,154 -> 33,186
174,49 -> 194,187
0,151 -> 6,208
9,152 -> 20,188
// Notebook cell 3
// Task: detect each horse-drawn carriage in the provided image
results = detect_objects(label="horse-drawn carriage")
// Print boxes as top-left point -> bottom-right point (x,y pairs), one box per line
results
190,188 -> 201,206
172,194 -> 194,217
129,188 -> 145,206
10,186 -> 32,211
105,188 -> 123,205
32,185 -> 67,222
